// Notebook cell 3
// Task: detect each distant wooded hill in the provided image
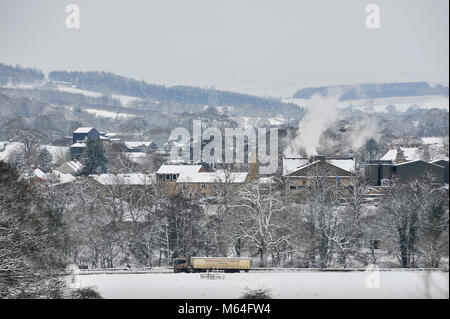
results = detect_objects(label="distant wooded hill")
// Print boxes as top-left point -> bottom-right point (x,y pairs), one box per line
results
293,82 -> 449,100
47,70 -> 301,116
0,62 -> 302,118
0,63 -> 44,85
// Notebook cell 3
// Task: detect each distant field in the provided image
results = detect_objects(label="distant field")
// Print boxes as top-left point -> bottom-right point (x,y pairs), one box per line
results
284,95 -> 449,113
77,271 -> 449,299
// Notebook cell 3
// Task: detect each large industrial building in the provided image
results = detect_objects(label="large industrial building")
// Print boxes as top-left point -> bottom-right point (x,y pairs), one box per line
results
362,159 -> 448,185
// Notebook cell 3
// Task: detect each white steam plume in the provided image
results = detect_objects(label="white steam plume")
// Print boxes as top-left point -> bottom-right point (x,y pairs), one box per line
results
285,91 -> 342,157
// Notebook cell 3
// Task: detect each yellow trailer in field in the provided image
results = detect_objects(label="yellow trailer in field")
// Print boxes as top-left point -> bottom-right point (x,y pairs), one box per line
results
174,257 -> 251,273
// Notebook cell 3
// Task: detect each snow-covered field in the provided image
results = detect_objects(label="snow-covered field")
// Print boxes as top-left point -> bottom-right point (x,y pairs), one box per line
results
284,95 -> 449,113
111,94 -> 142,107
55,85 -> 104,98
56,86 -> 142,107
77,271 -> 449,299
231,117 -> 288,128
84,108 -> 137,119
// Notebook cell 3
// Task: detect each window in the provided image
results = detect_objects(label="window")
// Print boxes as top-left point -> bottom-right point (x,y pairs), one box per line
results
165,174 -> 170,181
175,259 -> 187,265
201,184 -> 206,189
302,179 -> 307,186
172,174 -> 177,181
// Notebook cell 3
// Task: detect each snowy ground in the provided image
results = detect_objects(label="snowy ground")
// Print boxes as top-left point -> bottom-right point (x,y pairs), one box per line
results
77,271 -> 449,299
84,108 -> 137,119
0,142 -> 68,164
284,95 -> 449,113
55,85 -> 142,107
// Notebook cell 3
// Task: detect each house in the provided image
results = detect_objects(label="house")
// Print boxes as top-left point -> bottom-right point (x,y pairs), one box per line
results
70,142 -> 86,159
48,170 -> 76,185
156,164 -> 206,195
31,168 -> 47,183
123,141 -> 158,153
283,156 -> 356,176
175,171 -> 249,198
72,127 -> 100,144
58,160 -> 83,175
156,164 -> 205,182
125,152 -> 148,164
90,173 -> 156,186
89,173 -> 157,197
284,156 -> 355,197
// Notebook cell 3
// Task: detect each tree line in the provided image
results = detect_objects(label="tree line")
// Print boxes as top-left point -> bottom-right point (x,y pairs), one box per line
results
1,160 -> 448,297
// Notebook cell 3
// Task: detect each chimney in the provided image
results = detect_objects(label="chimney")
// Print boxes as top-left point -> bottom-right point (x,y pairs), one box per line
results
249,151 -> 259,181
395,147 -> 407,164
311,155 -> 325,162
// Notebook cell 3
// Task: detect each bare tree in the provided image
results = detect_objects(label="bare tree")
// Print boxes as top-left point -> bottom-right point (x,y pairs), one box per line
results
410,174 -> 449,268
378,178 -> 419,268
296,164 -> 342,268
231,178 -> 290,267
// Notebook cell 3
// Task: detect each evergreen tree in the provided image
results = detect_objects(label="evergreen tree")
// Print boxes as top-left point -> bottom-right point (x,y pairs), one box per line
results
39,147 -> 53,173
0,161 -> 64,298
79,139 -> 108,175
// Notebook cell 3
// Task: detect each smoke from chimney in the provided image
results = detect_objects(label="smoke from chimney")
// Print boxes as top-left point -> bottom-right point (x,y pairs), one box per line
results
285,92 -> 341,157
284,89 -> 382,157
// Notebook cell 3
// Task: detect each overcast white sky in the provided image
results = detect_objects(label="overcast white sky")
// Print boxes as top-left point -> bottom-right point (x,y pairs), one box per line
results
0,0 -> 448,96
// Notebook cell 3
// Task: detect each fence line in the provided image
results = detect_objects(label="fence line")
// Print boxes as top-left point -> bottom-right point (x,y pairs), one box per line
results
75,266 -> 448,275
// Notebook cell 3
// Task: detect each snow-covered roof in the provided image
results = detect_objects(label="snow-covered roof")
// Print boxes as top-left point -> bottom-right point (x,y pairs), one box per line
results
176,171 -> 248,184
283,157 -> 355,175
283,158 -> 309,175
259,176 -> 276,184
73,127 -> 94,134
431,159 -> 449,164
421,137 -> 443,145
327,158 -> 356,172
157,165 -> 203,175
394,159 -> 444,168
126,152 -> 148,158
124,141 -> 155,149
50,170 -> 76,184
381,147 -> 421,161
32,168 -> 47,180
91,173 -> 156,185
293,160 -> 321,172
70,142 -> 86,148
60,160 -> 83,171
